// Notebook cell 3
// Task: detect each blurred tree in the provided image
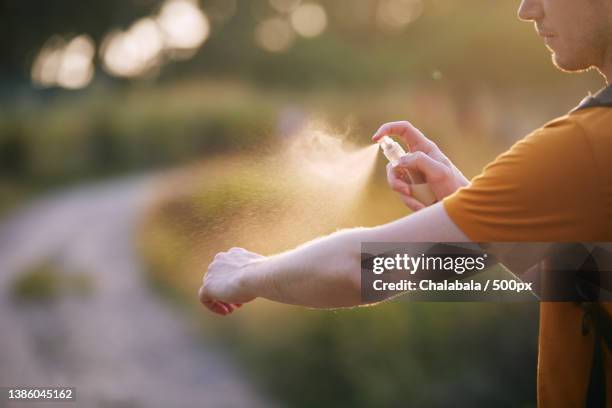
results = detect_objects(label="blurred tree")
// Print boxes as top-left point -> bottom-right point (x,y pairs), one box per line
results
0,0 -> 161,81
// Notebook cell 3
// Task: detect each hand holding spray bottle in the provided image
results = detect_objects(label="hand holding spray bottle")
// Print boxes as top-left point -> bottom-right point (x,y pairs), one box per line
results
378,136 -> 437,206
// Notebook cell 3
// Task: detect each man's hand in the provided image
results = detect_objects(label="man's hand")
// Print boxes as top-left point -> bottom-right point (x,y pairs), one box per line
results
198,247 -> 265,316
372,121 -> 469,211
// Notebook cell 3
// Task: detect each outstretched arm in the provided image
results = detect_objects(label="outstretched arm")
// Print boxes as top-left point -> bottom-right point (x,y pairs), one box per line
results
199,201 -> 470,314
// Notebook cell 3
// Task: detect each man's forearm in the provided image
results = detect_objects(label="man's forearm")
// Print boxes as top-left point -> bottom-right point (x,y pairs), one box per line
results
236,202 -> 470,309
241,228 -> 366,308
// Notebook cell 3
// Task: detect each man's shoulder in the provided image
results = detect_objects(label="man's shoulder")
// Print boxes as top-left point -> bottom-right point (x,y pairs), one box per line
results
483,113 -> 593,180
526,102 -> 611,149
517,114 -> 585,153
567,103 -> 612,140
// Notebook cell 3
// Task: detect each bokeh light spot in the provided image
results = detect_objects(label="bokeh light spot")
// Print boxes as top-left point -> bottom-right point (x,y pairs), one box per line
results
31,34 -> 95,89
376,0 -> 423,33
101,18 -> 164,78
157,0 -> 210,51
290,3 -> 327,38
255,17 -> 296,53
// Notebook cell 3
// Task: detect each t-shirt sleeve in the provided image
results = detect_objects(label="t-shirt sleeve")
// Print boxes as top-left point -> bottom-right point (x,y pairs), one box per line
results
442,116 -> 601,241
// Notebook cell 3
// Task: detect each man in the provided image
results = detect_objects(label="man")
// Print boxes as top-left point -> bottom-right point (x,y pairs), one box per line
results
199,0 -> 612,406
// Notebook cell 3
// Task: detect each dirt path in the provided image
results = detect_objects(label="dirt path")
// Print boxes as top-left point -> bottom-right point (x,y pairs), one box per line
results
0,177 -> 274,408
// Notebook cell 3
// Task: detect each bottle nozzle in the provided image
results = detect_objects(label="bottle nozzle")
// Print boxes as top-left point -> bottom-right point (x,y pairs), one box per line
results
377,136 -> 406,166
378,135 -> 395,151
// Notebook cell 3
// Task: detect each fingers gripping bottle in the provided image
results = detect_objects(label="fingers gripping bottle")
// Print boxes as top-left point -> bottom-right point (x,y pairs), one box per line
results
379,136 -> 437,206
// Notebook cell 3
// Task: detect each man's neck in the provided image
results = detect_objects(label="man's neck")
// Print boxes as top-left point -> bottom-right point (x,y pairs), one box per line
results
602,47 -> 612,85
603,66 -> 611,85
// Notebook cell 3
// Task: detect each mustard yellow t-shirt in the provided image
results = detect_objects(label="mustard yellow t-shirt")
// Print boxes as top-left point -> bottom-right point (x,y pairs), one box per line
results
443,86 -> 612,407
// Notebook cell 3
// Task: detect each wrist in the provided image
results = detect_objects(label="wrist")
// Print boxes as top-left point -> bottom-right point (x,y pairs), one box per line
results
236,258 -> 268,301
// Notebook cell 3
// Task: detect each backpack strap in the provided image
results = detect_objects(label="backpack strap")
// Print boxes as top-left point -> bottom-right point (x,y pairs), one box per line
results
581,302 -> 612,408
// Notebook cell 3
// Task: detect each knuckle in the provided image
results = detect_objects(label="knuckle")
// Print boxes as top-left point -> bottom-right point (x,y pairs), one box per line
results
432,151 -> 451,166
413,151 -> 427,160
201,278 -> 212,294
431,165 -> 451,182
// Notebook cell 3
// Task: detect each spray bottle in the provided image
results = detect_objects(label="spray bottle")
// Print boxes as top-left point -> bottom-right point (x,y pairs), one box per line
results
378,136 -> 437,206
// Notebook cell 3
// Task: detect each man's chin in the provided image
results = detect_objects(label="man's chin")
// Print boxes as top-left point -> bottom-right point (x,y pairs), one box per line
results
551,53 -> 593,73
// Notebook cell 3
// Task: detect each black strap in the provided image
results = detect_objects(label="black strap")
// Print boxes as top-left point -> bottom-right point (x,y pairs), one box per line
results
582,302 -> 612,408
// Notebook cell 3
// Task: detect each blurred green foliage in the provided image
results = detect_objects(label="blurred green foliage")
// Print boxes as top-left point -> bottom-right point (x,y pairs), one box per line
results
223,303 -> 538,408
0,82 -> 276,181
0,81 -> 279,214
11,263 -> 62,302
11,261 -> 94,302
